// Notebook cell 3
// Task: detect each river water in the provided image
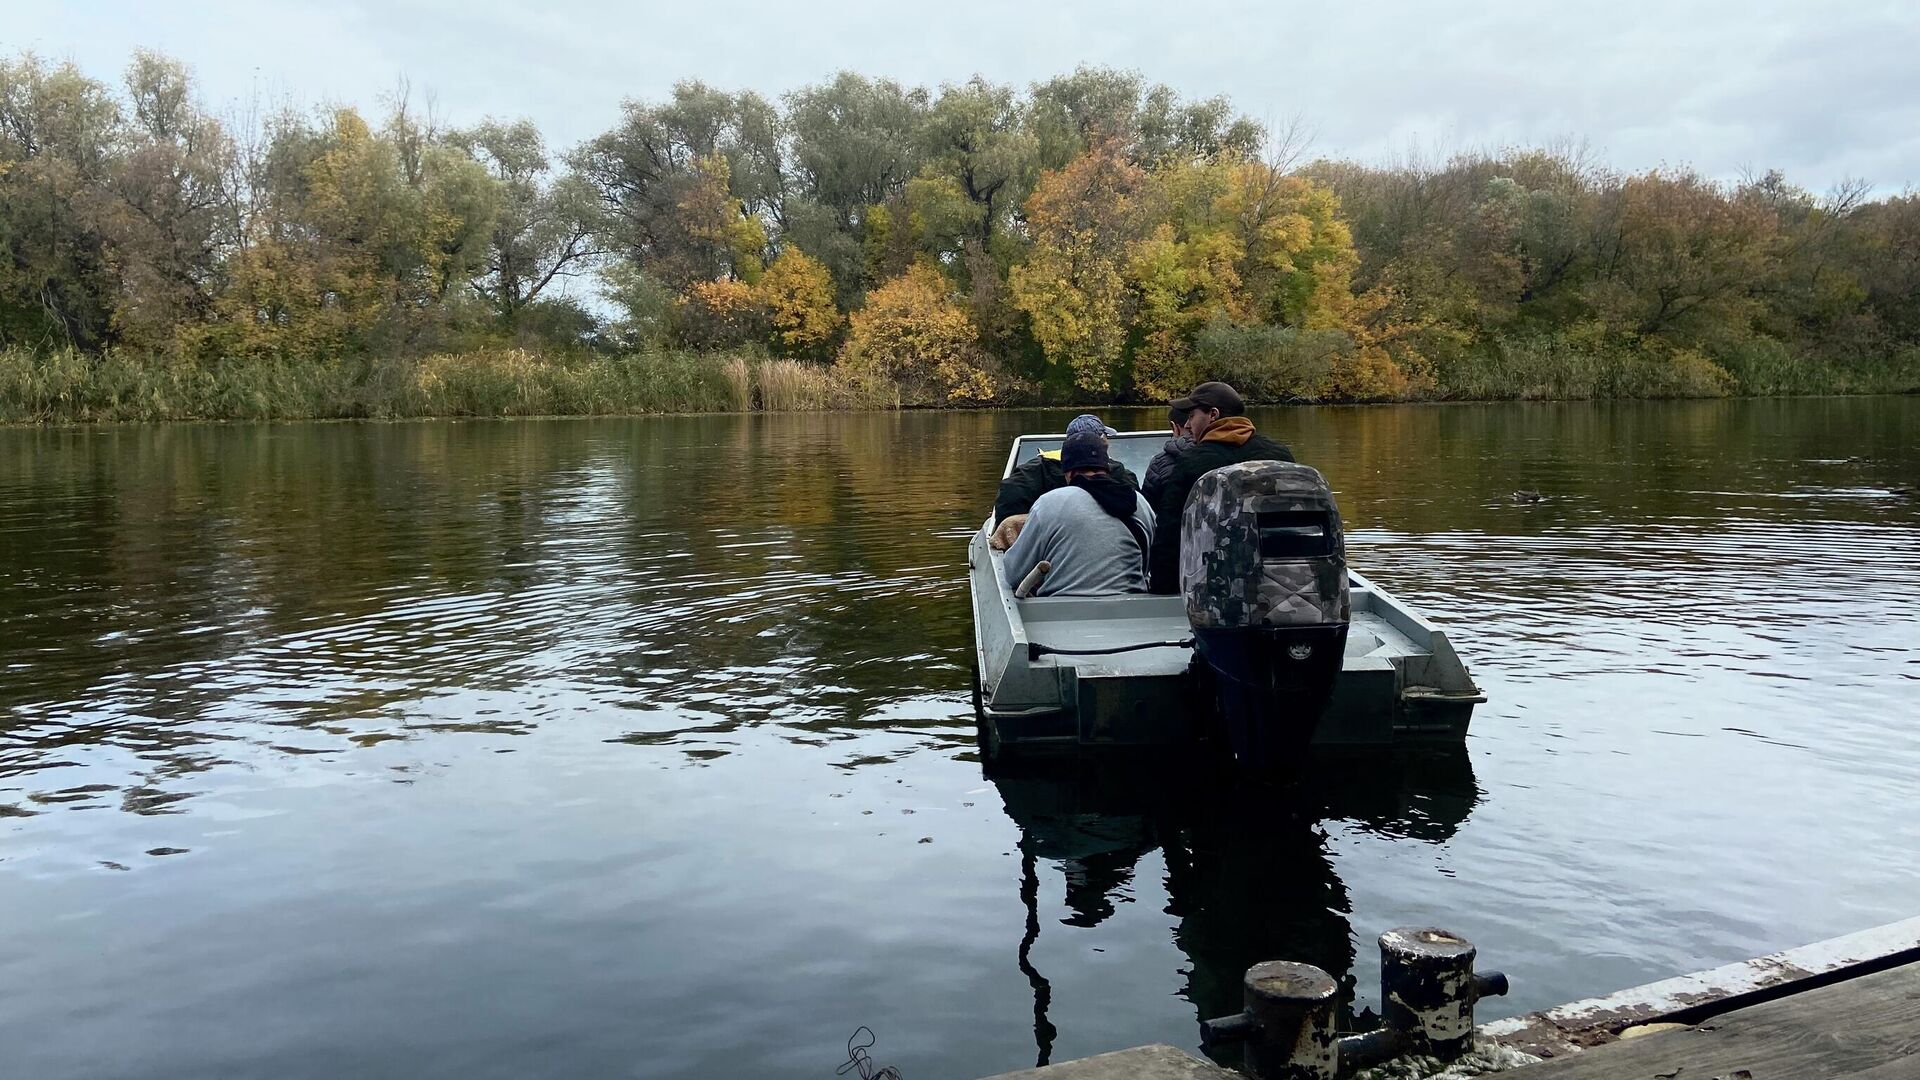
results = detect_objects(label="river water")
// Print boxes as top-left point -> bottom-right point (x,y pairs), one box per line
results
2,399 -> 1916,1079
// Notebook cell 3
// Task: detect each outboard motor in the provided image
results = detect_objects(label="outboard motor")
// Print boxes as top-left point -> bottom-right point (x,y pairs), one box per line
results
1180,461 -> 1350,768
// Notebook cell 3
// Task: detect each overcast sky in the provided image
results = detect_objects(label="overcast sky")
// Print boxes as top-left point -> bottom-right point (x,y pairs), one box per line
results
10,0 -> 1919,192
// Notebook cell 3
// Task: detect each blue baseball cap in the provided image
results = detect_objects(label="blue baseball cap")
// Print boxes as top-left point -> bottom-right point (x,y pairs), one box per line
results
1065,414 -> 1118,437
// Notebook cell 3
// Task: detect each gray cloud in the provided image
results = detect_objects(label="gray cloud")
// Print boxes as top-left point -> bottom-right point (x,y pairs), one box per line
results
10,0 -> 1918,191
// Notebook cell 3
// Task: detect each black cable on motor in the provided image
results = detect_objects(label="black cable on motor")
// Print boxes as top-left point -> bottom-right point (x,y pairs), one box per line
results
1027,638 -> 1193,660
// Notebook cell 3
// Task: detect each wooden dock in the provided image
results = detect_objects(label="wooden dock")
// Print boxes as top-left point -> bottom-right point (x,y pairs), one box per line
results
1499,958 -> 1920,1078
969,917 -> 1920,1079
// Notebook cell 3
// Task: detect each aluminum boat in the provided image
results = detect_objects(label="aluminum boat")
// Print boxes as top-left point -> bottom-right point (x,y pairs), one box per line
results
968,429 -> 1485,762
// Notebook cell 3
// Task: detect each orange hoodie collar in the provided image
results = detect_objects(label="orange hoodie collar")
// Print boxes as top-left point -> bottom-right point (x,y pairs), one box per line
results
1200,416 -> 1255,446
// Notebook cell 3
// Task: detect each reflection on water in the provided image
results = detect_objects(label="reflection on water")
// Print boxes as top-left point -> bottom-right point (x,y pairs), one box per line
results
991,750 -> 1479,1068
1,399 -> 1917,1079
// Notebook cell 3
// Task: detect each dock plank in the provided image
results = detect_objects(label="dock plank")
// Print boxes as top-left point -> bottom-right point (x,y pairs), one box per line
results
1499,960 -> 1920,1078
974,1044 -> 1239,1080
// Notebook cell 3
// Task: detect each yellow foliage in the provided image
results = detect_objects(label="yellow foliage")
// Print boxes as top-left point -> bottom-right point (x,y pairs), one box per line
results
305,109 -> 452,306
1011,144 -> 1148,394
1028,153 -> 1365,398
1319,283 -> 1444,400
1125,226 -> 1197,397
1217,162 -> 1358,329
838,263 -> 995,404
1324,345 -> 1412,400
676,279 -> 768,350
184,106 -> 499,364
756,247 -> 841,355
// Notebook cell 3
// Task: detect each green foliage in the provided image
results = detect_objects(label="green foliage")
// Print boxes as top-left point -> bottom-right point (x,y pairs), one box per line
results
573,82 -> 775,289
1027,66 -> 1260,170
785,73 -> 930,227
0,54 -> 124,351
600,263 -> 676,350
1432,327 -> 1733,400
1190,319 -> 1350,402
450,118 -> 604,326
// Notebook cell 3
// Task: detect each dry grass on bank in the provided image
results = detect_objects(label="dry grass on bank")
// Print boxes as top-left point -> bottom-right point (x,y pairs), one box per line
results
0,347 -> 897,423
3,341 -> 1912,424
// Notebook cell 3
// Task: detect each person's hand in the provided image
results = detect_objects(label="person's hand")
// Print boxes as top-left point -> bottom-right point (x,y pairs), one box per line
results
990,514 -> 1029,551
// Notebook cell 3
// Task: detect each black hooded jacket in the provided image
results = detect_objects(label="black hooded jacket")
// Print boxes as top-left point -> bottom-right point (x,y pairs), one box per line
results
993,454 -> 1140,525
1143,434 -> 1194,493
1142,425 -> 1295,593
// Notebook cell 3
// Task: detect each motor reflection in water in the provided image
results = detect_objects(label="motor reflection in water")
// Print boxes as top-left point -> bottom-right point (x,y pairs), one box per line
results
986,749 -> 1480,1069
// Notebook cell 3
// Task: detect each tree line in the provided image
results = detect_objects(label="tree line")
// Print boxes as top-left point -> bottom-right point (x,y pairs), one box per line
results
3,50 -> 1916,419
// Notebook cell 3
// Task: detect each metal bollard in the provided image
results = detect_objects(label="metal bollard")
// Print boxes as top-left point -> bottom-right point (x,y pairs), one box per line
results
1331,1027 -> 1403,1074
1200,931 -> 1510,1078
1378,927 -> 1506,1061
1200,961 -> 1338,1080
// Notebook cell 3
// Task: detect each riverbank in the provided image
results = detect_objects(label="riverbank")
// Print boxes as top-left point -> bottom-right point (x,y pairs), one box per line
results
2,343 -> 1914,424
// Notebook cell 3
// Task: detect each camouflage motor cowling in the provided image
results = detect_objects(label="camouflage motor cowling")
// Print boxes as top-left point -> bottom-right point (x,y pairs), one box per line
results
1180,461 -> 1349,629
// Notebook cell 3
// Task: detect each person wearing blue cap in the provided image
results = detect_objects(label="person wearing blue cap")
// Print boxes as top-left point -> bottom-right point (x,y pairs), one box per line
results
1000,431 -> 1156,596
990,414 -> 1140,550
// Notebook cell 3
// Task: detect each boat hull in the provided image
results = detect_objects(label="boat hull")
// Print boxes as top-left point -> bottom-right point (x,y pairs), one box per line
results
969,521 -> 1483,762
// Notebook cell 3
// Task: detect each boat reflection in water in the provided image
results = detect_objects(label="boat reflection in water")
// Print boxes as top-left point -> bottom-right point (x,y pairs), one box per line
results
986,748 -> 1480,1069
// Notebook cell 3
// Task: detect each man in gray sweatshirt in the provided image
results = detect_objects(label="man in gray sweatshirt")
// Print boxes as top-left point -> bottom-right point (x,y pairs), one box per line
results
1001,432 -> 1157,597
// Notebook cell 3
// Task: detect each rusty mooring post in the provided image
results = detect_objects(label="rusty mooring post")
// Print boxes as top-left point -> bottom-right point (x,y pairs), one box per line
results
1200,960 -> 1337,1080
1378,926 -> 1501,1060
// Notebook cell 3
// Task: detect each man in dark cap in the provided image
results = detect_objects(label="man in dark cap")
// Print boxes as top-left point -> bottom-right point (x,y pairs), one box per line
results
991,413 -> 1139,550
1141,381 -> 1295,593
1000,431 -> 1156,597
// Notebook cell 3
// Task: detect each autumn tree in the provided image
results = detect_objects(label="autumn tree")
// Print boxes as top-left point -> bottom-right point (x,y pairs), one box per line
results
677,153 -> 767,284
1591,171 -> 1778,339
675,278 -> 766,350
97,52 -> 239,350
1010,144 -> 1150,393
1116,153 -> 1369,397
8,47 -> 1920,409
199,105 -> 500,361
838,263 -> 994,403
757,246 -> 840,356
1855,194 -> 1920,345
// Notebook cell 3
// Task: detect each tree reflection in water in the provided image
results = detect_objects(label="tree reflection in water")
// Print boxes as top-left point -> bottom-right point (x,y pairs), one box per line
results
988,748 -> 1480,1068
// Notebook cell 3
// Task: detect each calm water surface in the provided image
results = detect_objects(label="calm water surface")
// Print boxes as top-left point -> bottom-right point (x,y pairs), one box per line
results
2,400 -> 1916,1079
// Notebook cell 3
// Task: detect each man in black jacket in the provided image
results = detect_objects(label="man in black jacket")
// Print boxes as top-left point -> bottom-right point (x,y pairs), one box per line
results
1142,382 -> 1296,593
1142,403 -> 1195,495
991,414 -> 1139,549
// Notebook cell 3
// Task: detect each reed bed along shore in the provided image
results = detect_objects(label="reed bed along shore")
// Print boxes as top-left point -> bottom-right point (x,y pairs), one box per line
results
1,343 -> 1911,424
0,348 -> 896,423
